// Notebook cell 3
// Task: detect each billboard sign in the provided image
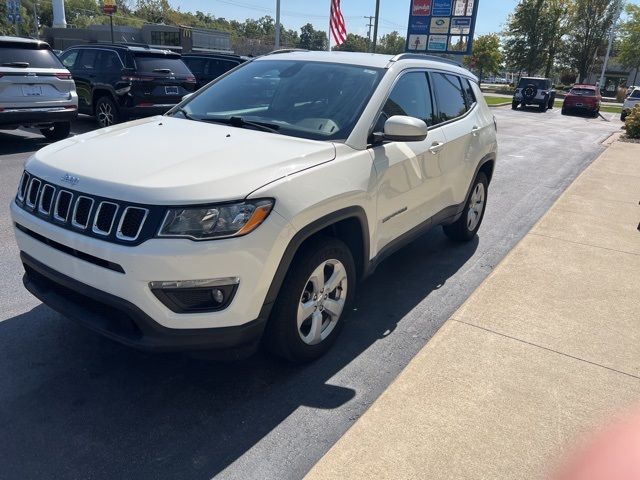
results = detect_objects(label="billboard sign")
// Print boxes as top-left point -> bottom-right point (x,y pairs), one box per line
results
405,0 -> 480,55
103,0 -> 117,15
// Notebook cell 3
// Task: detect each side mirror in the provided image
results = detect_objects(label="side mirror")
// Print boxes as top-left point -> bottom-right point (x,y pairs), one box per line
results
182,93 -> 194,101
383,115 -> 428,142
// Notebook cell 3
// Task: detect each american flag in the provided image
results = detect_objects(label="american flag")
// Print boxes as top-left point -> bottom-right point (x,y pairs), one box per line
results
330,0 -> 347,47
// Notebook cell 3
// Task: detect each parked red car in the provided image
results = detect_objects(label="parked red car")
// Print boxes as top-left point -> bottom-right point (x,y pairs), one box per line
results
562,85 -> 601,117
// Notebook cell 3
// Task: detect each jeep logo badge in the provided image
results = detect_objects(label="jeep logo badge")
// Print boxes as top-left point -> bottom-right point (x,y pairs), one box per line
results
60,173 -> 80,186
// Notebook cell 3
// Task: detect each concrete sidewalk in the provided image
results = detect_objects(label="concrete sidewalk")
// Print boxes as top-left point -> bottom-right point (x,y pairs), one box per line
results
306,140 -> 640,480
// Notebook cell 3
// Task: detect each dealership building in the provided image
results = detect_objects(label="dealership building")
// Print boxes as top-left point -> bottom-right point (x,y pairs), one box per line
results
42,23 -> 233,54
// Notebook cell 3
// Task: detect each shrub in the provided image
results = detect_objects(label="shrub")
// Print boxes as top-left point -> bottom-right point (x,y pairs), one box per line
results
625,105 -> 640,139
616,87 -> 627,103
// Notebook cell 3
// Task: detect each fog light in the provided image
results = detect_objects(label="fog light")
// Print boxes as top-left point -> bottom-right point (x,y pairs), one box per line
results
211,288 -> 225,304
149,277 -> 239,313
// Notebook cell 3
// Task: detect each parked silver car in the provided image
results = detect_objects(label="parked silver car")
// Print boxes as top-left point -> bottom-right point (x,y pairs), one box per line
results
0,36 -> 78,140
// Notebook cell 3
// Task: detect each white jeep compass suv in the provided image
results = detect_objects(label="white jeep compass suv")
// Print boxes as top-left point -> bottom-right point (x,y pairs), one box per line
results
11,51 -> 498,362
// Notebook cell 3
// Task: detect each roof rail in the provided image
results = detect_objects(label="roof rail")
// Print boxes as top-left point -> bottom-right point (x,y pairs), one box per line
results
390,53 -> 462,67
93,41 -> 152,49
266,48 -> 309,55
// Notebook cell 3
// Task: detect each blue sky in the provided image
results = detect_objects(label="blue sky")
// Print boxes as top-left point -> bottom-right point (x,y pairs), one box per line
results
169,0 -> 522,37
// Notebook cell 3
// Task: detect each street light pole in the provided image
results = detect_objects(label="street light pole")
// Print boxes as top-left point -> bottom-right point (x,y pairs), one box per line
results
274,0 -> 281,49
372,0 -> 380,52
598,2 -> 624,92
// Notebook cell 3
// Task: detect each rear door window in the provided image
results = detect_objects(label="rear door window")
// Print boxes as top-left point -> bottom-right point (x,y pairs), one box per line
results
462,78 -> 477,109
133,54 -> 191,75
97,50 -> 122,73
431,72 -> 467,122
183,57 -> 207,75
77,49 -> 99,70
206,59 -> 239,78
0,47 -> 63,68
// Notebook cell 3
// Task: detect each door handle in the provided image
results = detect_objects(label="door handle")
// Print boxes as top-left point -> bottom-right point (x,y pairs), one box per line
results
471,125 -> 480,136
429,141 -> 444,154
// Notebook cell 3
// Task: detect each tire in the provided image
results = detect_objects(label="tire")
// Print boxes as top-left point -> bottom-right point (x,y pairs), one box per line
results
265,236 -> 356,363
593,110 -> 600,118
621,112 -> 627,122
443,172 -> 489,242
40,122 -> 71,141
539,101 -> 548,113
511,101 -> 519,110
94,95 -> 119,128
561,107 -> 567,115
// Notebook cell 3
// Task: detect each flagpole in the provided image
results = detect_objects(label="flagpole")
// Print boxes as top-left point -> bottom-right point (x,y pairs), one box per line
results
328,0 -> 332,52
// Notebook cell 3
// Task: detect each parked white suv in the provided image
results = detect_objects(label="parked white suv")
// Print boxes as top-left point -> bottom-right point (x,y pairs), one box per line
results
0,36 -> 78,140
11,51 -> 497,362
621,87 -> 640,121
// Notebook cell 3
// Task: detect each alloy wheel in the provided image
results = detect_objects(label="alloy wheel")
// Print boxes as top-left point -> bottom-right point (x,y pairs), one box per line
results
467,182 -> 486,231
297,259 -> 347,345
97,102 -> 115,127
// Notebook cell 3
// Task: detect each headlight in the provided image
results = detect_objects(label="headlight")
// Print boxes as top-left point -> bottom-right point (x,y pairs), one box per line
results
157,199 -> 274,240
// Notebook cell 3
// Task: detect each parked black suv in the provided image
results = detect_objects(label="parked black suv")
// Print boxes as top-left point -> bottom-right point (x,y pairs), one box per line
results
181,53 -> 247,89
59,44 -> 196,127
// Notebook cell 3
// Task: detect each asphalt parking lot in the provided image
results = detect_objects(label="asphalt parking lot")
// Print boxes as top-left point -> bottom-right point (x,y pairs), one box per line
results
0,108 -> 624,480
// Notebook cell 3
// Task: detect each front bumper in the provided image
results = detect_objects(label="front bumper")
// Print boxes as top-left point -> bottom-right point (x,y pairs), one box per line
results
0,106 -> 78,127
11,200 -> 295,349
22,252 -> 266,351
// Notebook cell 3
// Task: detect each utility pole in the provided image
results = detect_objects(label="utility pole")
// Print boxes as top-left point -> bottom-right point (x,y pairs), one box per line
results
274,0 -> 281,49
32,1 -> 39,38
598,2 -> 624,93
372,0 -> 380,52
364,15 -> 374,51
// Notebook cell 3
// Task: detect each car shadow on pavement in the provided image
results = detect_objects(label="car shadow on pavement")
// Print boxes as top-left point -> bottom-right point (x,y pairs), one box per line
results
0,229 -> 478,479
0,131 -> 51,155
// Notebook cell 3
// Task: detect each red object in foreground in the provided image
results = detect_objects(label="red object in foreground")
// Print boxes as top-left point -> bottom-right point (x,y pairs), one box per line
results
330,0 -> 347,47
553,407 -> 640,480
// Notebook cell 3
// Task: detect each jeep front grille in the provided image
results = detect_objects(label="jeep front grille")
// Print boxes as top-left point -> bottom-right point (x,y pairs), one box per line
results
15,172 -> 157,245
38,184 -> 56,215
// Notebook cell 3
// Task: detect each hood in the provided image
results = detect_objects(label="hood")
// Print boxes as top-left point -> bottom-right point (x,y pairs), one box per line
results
25,116 -> 336,204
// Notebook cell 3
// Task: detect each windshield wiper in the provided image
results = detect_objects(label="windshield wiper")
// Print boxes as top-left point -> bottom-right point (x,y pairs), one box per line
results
171,107 -> 195,120
203,116 -> 281,134
2,62 -> 29,68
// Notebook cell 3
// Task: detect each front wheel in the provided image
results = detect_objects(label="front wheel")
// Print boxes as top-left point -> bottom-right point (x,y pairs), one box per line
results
265,236 -> 356,363
443,172 -> 489,242
40,122 -> 71,141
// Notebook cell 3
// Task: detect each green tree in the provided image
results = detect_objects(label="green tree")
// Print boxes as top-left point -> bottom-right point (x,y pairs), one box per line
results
464,33 -> 503,80
541,0 -> 571,78
335,33 -> 368,52
564,0 -> 624,82
299,23 -> 327,51
378,31 -> 406,55
618,4 -> 640,86
503,0 -> 549,75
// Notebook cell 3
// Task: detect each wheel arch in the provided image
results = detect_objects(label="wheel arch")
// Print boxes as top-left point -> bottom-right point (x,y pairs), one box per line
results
262,207 -> 370,311
92,88 -> 117,112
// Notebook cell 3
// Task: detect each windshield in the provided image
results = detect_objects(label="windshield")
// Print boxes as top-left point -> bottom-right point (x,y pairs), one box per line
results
518,78 -> 548,89
570,88 -> 596,96
134,54 -> 191,75
0,47 -> 63,69
177,60 -> 384,141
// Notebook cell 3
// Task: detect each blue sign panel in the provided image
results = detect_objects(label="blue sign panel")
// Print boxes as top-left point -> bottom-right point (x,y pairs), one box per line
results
405,0 -> 480,55
432,0 -> 452,16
